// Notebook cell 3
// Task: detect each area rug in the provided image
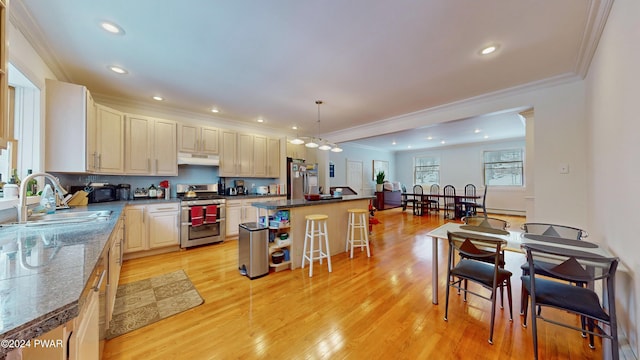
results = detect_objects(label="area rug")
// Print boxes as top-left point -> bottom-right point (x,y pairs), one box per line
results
106,270 -> 204,339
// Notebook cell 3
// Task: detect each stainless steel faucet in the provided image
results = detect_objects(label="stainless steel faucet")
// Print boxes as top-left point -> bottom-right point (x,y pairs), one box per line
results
17,172 -> 69,223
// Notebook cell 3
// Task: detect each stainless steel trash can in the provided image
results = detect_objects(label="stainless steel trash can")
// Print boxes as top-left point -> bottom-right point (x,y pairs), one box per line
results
238,222 -> 269,279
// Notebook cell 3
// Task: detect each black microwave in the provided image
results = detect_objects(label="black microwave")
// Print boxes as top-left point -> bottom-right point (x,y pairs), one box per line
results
89,185 -> 118,203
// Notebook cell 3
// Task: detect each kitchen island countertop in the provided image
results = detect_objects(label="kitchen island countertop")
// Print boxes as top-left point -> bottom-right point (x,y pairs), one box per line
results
251,195 -> 374,210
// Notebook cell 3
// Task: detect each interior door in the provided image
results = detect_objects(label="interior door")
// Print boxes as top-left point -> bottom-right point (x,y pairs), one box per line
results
346,159 -> 364,195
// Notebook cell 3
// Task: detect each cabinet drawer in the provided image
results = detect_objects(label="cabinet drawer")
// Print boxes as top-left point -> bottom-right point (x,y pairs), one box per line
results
146,202 -> 179,213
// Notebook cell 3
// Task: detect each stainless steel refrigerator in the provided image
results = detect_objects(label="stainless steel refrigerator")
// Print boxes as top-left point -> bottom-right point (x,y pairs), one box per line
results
287,157 -> 319,200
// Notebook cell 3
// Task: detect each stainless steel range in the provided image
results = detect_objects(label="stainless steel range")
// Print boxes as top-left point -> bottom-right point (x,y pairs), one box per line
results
177,184 -> 226,248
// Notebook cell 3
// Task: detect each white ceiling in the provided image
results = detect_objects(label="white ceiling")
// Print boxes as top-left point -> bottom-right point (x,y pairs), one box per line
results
13,1 -> 610,151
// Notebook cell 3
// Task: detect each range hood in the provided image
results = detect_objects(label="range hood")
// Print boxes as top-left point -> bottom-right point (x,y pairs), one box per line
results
177,152 -> 220,166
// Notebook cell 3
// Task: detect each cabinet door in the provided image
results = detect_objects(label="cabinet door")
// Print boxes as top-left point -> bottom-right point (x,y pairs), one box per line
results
226,200 -> 242,237
253,135 -> 268,177
71,288 -> 100,360
238,133 -> 254,177
147,205 -> 180,248
201,126 -> 219,154
124,206 -> 146,253
178,123 -> 199,153
124,115 -> 152,174
220,130 -> 237,176
45,79 -> 91,172
107,223 -> 123,324
86,92 -> 97,172
153,119 -> 177,175
267,137 -> 280,177
96,105 -> 125,174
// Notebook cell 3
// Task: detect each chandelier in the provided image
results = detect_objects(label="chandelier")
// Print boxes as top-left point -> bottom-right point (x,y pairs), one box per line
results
290,100 -> 343,152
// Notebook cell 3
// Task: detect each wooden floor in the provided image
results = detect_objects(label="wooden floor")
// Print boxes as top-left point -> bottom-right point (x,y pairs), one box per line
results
103,209 -> 604,360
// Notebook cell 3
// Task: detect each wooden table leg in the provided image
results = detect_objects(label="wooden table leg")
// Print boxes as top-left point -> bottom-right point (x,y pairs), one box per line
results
432,235 -> 438,304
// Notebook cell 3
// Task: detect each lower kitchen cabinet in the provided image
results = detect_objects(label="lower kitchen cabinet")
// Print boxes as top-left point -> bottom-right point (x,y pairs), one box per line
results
107,217 -> 124,322
124,203 -> 180,257
226,197 -> 285,237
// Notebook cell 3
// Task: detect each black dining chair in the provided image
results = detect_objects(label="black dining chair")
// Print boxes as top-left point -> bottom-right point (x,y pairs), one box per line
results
409,184 -> 424,216
519,223 -> 589,315
458,184 -> 477,216
445,231 -> 513,344
442,185 -> 458,219
462,215 -> 509,230
427,184 -> 440,213
521,243 -> 619,360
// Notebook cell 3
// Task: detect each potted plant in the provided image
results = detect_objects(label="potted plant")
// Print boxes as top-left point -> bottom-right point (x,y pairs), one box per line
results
375,171 -> 386,192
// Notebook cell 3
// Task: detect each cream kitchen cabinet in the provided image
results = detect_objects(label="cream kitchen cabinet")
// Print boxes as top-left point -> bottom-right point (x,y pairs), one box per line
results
178,123 -> 219,154
226,197 -> 285,237
45,79 -> 98,172
0,0 -> 8,150
125,114 -> 177,175
107,216 -> 124,323
267,137 -> 281,177
220,130 -> 279,178
95,105 -> 125,174
124,203 -> 180,256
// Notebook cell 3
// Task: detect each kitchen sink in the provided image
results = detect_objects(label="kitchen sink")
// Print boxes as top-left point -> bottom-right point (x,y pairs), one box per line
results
2,210 -> 113,227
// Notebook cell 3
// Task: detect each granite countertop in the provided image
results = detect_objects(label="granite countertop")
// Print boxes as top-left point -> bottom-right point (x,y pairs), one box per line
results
251,195 -> 375,210
221,194 -> 286,200
0,202 -> 127,356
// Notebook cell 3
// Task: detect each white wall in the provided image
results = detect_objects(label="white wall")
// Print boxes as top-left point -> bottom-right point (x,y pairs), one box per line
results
328,143 -> 393,195
394,139 -> 527,214
586,0 -> 639,356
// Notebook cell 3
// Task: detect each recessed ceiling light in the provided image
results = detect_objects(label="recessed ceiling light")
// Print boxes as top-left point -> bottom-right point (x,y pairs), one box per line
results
392,141 -> 396,145
109,66 -> 127,74
427,136 -> 433,140
152,96 -> 163,101
474,129 -> 481,133
484,135 -> 489,139
292,126 -> 298,130
441,140 -> 446,144
100,21 -> 125,35
211,108 -> 219,113
257,118 -> 264,123
407,145 -> 412,149
480,45 -> 498,55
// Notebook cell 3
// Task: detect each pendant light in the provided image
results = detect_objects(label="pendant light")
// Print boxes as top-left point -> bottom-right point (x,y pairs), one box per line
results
292,100 -> 343,152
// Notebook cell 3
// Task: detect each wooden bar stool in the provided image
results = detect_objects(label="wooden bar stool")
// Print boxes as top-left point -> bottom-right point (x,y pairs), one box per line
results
345,209 -> 370,258
301,214 -> 332,277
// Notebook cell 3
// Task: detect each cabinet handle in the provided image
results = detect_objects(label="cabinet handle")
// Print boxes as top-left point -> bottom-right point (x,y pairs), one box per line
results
93,270 -> 106,292
202,139 -> 206,150
155,159 -> 159,172
142,208 -> 145,224
154,207 -> 175,211
148,158 -> 151,171
98,154 -> 102,170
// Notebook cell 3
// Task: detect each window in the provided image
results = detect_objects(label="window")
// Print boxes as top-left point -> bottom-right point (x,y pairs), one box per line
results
414,156 -> 440,186
483,149 -> 523,186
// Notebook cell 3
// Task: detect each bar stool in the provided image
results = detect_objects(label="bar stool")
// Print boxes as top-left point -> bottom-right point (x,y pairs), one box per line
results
345,209 -> 370,258
301,214 -> 332,277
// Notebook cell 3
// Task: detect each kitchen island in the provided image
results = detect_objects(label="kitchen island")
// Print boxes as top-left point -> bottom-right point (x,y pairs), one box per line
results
252,195 -> 374,271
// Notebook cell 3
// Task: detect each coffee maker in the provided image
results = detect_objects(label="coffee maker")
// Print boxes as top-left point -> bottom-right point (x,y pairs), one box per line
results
235,179 -> 245,195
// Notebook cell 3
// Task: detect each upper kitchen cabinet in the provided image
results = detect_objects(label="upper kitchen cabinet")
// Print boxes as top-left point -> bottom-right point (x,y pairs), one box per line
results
95,105 -> 125,174
267,137 -> 280,178
220,130 -> 279,178
0,0 -> 8,150
125,114 -> 177,176
178,123 -> 219,155
45,79 -> 98,173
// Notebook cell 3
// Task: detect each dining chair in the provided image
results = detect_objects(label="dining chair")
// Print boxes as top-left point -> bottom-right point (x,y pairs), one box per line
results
462,215 -> 509,230
445,231 -> 513,344
427,184 -> 440,213
410,184 -> 424,216
458,183 -> 477,216
442,185 -> 458,219
519,223 -> 589,315
521,243 -> 619,360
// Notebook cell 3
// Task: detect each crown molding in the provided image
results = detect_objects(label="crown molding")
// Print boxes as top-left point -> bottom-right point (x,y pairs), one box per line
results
574,0 -> 615,77
9,0 -> 71,82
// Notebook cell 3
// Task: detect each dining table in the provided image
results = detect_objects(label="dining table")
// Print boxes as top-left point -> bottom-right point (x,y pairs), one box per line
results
402,193 -> 480,218
425,222 -> 617,304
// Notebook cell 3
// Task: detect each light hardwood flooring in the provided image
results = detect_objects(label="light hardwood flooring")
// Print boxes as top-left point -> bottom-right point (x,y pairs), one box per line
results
103,209 -> 604,359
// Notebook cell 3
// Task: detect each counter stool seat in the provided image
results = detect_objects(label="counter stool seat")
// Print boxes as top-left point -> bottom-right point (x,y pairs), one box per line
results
346,209 -> 370,258
301,214 -> 332,277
